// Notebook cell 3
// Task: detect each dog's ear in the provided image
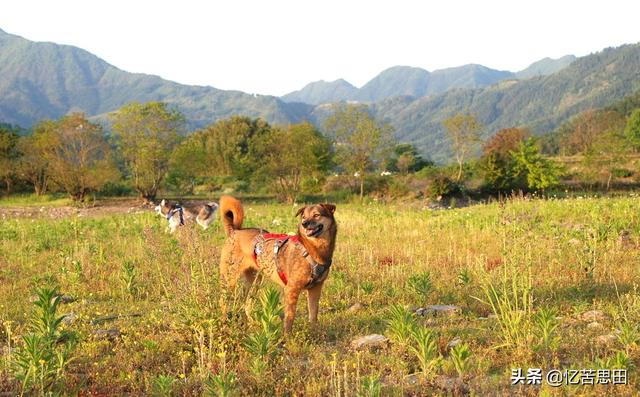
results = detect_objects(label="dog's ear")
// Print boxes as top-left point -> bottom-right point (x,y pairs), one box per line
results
295,206 -> 306,217
320,204 -> 336,215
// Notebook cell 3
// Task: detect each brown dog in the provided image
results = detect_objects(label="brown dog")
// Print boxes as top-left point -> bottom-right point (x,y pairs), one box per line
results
218,196 -> 337,332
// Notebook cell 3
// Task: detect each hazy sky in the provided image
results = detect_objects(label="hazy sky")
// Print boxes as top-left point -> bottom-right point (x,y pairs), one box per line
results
1,0 -> 639,96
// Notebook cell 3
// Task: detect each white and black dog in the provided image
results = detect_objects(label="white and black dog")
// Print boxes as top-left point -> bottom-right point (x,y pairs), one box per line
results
154,199 -> 219,233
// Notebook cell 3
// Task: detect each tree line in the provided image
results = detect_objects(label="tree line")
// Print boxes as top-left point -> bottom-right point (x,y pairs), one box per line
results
1,96 -> 639,203
0,102 -> 403,203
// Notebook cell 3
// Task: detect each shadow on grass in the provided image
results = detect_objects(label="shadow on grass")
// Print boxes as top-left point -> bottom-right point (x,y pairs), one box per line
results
536,281 -> 634,307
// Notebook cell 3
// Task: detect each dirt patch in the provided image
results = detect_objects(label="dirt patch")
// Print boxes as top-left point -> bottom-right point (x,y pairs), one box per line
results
0,198 -> 150,220
0,198 -> 221,220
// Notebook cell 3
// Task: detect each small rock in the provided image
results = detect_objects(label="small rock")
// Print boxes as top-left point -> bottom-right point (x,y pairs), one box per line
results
434,375 -> 466,393
416,305 -> 460,316
62,312 -> 77,325
348,303 -> 364,312
581,310 -> 607,323
30,294 -> 76,304
58,295 -> 75,304
447,336 -> 462,349
405,373 -> 422,386
596,334 -> 617,345
351,334 -> 388,350
587,321 -> 604,331
94,328 -> 121,340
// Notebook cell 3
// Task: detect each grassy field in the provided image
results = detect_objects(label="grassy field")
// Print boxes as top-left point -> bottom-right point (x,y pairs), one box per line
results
1,196 -> 639,396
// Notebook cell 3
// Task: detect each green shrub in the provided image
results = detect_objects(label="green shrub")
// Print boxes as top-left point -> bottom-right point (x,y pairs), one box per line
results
386,305 -> 417,346
611,168 -> 634,178
450,343 -> 472,376
98,181 -> 134,197
9,286 -> 78,395
409,327 -> 441,377
407,271 -> 433,301
427,175 -> 462,199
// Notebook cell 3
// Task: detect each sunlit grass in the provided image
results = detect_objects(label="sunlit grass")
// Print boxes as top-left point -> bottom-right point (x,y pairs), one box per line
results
0,193 -> 72,207
0,196 -> 639,394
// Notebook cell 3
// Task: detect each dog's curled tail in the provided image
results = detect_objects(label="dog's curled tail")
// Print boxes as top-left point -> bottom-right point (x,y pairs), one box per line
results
219,195 -> 244,235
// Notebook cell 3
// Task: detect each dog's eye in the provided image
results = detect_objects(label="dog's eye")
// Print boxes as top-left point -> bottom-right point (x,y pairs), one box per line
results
313,214 -> 320,218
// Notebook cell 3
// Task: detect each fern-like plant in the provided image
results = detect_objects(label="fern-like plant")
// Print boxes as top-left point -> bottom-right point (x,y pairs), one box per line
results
10,286 -> 78,396
409,327 -> 441,377
386,305 -> 417,346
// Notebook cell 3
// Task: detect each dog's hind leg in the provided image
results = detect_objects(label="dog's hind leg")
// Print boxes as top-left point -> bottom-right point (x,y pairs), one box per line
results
241,268 -> 262,319
306,282 -> 323,324
218,245 -> 239,315
284,286 -> 302,333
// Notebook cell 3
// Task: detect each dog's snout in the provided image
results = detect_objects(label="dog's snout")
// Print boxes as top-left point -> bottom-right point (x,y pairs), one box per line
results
302,220 -> 312,228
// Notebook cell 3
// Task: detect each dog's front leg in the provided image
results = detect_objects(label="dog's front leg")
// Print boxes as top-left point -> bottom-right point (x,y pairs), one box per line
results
306,282 -> 323,324
284,286 -> 301,333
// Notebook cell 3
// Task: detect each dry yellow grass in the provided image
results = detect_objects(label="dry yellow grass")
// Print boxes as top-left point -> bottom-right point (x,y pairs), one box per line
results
0,196 -> 639,395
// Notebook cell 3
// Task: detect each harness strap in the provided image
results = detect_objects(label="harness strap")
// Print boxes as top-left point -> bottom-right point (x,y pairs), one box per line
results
167,205 -> 185,225
253,233 -> 290,285
298,246 -> 332,289
252,233 -> 332,288
272,237 -> 290,285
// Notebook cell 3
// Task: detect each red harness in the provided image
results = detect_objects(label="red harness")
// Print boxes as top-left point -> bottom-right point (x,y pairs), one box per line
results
252,232 -> 331,288
252,233 -> 298,285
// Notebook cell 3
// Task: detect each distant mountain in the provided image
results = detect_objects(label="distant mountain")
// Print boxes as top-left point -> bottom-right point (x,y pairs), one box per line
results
0,28 -> 312,128
516,55 -> 577,79
373,45 -> 640,162
355,66 -> 431,101
281,79 -> 358,105
1,27 -> 638,165
283,64 -> 515,104
425,64 -> 514,96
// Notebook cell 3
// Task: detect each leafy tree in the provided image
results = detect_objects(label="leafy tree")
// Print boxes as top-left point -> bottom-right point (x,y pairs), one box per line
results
605,91 -> 640,117
396,152 -> 416,174
43,113 -> 119,200
111,102 -> 184,202
442,113 -> 483,181
386,143 -> 432,174
482,127 -> 529,158
538,129 -> 564,156
560,109 -> 626,155
582,128 -> 630,190
0,124 -> 20,194
16,121 -> 56,195
511,138 -> 562,191
166,134 -> 208,194
479,128 -> 529,192
324,104 -> 394,199
624,108 -> 640,151
167,116 -> 272,192
251,122 -> 332,203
